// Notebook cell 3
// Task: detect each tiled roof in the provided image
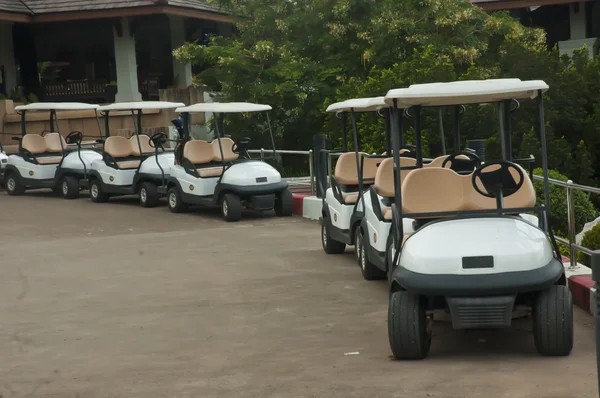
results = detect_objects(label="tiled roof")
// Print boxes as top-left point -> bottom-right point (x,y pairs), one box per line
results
0,0 -> 222,15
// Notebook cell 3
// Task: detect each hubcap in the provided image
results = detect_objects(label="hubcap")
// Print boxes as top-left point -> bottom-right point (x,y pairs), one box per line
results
91,184 -> 98,198
7,178 -> 15,191
140,188 -> 147,203
360,236 -> 366,271
322,226 -> 327,246
62,181 -> 69,195
356,233 -> 362,261
169,192 -> 177,208
222,200 -> 229,216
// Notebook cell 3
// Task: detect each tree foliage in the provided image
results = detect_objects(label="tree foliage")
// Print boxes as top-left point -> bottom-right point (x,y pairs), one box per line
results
174,0 -> 600,189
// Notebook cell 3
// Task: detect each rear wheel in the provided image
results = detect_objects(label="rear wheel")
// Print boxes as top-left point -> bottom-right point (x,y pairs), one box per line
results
275,188 -> 294,217
61,176 -> 80,199
90,180 -> 109,203
167,186 -> 187,213
321,223 -> 345,254
533,285 -> 573,356
388,290 -> 431,360
139,182 -> 159,208
5,172 -> 24,196
358,228 -> 386,280
221,193 -> 243,222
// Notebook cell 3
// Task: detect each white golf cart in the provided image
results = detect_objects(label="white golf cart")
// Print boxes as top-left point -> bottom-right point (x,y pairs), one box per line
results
4,102 -> 104,197
87,101 -> 184,206
320,97 -> 395,258
359,97 -> 482,280
166,102 -> 293,221
384,79 -> 571,359
0,141 -> 8,187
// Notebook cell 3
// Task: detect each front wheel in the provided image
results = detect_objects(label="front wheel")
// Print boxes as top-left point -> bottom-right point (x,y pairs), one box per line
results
167,187 -> 187,213
139,182 -> 159,208
5,172 -> 25,196
90,180 -> 109,203
61,176 -> 80,199
221,193 -> 243,222
533,285 -> 573,356
321,223 -> 345,254
388,290 -> 431,360
275,188 -> 294,217
358,229 -> 386,280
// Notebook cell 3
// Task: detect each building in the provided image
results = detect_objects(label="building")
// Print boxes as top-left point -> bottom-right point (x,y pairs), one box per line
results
473,0 -> 600,58
0,0 -> 233,102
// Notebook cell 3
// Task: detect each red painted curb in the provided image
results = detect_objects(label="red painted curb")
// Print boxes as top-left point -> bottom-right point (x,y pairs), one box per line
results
568,274 -> 594,313
292,194 -> 307,216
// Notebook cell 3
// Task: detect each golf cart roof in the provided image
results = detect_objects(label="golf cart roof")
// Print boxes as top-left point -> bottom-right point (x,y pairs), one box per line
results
97,101 -> 185,112
14,102 -> 100,111
326,96 -> 388,113
175,102 -> 272,113
384,79 -> 549,107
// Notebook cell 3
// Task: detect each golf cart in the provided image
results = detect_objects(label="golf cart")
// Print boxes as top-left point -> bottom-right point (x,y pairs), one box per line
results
384,79 -> 571,359
0,141 -> 8,186
320,97 -> 395,258
4,102 -> 104,197
359,97 -> 482,280
166,102 -> 293,221
87,101 -> 185,206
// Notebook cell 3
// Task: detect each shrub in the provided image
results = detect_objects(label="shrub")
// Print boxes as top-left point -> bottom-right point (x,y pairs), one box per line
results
578,222 -> 600,265
532,167 -> 597,238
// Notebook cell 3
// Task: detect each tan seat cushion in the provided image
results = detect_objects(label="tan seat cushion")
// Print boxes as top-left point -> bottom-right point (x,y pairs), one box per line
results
382,207 -> 392,220
22,134 -> 47,154
44,133 -> 67,153
198,167 -> 224,178
374,157 -> 416,198
344,193 -> 358,204
117,160 -> 141,169
211,138 -> 239,162
105,136 -> 133,159
184,140 -> 213,166
130,135 -> 154,156
36,156 -> 63,165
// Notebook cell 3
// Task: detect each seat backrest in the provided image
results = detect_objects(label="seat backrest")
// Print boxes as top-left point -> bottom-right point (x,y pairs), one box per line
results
130,135 -> 153,156
22,134 -> 47,154
374,157 -> 417,198
334,152 -> 363,185
211,138 -> 239,162
104,136 -> 133,159
362,156 -> 384,183
184,140 -> 213,165
402,168 -> 465,216
44,133 -> 67,153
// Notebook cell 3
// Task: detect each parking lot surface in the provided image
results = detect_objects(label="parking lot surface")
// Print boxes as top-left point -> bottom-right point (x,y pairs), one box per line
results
0,192 -> 598,397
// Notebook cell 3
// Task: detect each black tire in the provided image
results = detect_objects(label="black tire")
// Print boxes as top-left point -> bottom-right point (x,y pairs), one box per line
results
89,179 -> 109,203
139,182 -> 159,208
61,175 -> 80,199
5,172 -> 25,196
167,186 -> 187,213
533,285 -> 573,356
321,223 -> 345,254
221,193 -> 243,222
388,290 -> 431,360
275,188 -> 294,217
354,224 -> 362,264
358,228 -> 386,280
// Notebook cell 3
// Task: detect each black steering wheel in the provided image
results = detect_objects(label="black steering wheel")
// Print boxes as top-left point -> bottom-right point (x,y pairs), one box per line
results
232,137 -> 252,155
442,151 -> 481,175
149,132 -> 168,150
472,160 -> 525,201
65,131 -> 84,146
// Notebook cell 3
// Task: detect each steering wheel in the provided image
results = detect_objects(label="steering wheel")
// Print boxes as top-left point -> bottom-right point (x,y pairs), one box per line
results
442,151 -> 481,175
65,131 -> 84,146
232,137 -> 252,155
149,132 -> 168,149
471,160 -> 524,200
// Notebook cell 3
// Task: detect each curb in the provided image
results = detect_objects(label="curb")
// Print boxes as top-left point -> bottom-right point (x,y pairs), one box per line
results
291,196 -> 596,315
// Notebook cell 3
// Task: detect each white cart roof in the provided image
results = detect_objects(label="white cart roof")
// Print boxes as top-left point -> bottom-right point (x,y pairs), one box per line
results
15,102 -> 100,111
97,101 -> 185,112
176,102 -> 272,113
384,79 -> 549,107
326,96 -> 388,113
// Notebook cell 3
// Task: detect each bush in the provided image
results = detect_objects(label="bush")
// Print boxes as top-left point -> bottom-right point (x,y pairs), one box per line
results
532,167 -> 597,238
579,222 -> 600,265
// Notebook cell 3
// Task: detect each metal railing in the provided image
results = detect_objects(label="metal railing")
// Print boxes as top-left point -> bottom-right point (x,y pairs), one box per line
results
247,149 -> 315,196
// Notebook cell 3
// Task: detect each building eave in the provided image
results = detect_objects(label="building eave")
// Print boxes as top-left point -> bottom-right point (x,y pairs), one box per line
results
475,0 -> 592,10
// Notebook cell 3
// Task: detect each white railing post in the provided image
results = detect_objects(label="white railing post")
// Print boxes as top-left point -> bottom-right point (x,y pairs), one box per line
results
566,180 -> 577,268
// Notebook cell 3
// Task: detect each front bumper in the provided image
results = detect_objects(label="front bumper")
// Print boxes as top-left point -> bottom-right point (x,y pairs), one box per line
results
392,257 -> 564,296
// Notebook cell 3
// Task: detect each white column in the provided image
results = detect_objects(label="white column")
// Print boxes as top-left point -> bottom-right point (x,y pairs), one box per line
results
169,15 -> 193,88
113,17 -> 142,102
570,2 -> 587,40
0,22 -> 18,96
